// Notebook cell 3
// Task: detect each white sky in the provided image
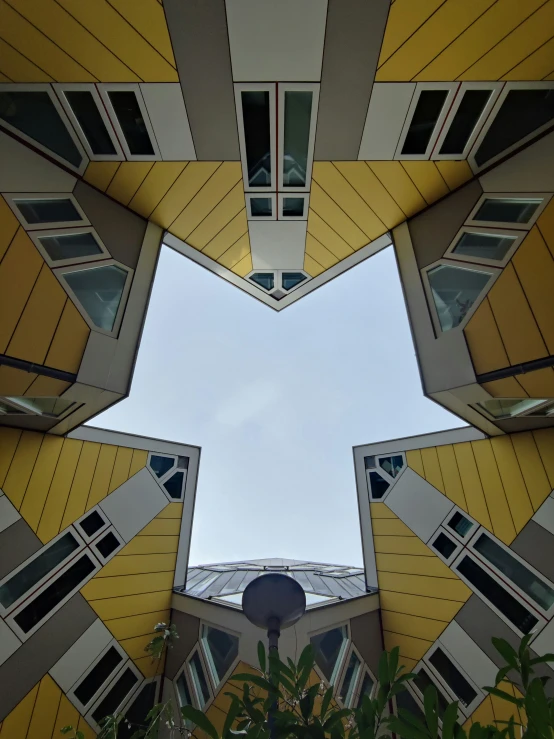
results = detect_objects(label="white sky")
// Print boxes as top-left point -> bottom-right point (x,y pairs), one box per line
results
94,244 -> 461,567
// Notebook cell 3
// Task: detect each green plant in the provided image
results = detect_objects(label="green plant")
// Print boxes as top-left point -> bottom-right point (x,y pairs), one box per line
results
145,622 -> 179,663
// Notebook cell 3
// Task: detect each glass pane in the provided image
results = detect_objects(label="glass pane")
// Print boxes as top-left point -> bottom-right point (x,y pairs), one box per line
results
429,648 -> 477,707
447,511 -> 474,538
474,198 -> 542,224
477,398 -> 548,419
6,397 -> 75,417
452,231 -> 516,262
396,688 -> 425,721
364,456 -> 376,469
14,555 -> 96,633
283,198 -> 305,217
0,531 -> 80,608
0,400 -> 25,414
378,455 -> 404,478
0,91 -> 82,167
163,470 -> 185,500
63,265 -> 128,331
119,682 -> 157,739
474,533 -> 554,611
74,646 -> 123,705
476,88 -> 554,167
79,510 -> 105,538
530,400 -> 554,417
413,669 -> 449,718
107,91 -> 154,156
340,651 -> 361,706
432,532 -> 457,560
203,625 -> 239,683
91,668 -> 138,723
355,672 -> 375,708
38,232 -> 102,262
456,555 -> 539,634
427,264 -> 491,331
402,90 -> 448,156
369,471 -> 389,499
15,198 -> 81,225
310,626 -> 347,684
95,532 -> 120,558
305,592 -> 335,606
282,272 -> 307,291
189,652 -> 210,707
283,91 -> 313,187
250,197 -> 272,217
439,89 -> 491,155
65,90 -> 117,156
241,91 -> 271,187
149,454 -> 175,478
249,273 -> 274,291
176,673 -> 193,707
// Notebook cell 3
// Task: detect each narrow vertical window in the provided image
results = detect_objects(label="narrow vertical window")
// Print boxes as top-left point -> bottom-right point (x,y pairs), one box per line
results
439,90 -> 491,155
241,91 -> 271,187
283,91 -> 313,187
107,91 -> 154,156
402,90 -> 448,156
64,90 -> 117,156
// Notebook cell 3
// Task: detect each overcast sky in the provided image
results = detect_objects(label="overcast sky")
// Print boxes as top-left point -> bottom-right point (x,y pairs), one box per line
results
94,244 -> 461,567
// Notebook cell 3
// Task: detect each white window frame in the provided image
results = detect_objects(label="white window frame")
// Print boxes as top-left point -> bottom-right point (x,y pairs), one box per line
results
246,193 -> 277,221
74,506 -> 111,544
443,225 -> 525,268
365,451 -> 407,502
472,398 -> 554,422
199,621 -> 241,692
119,675 -> 160,727
278,193 -> 310,221
91,526 -> 125,565
0,83 -> 88,174
410,661 -> 466,724
309,621 -> 350,689
85,659 -> 143,732
431,82 -> 504,161
98,83 -> 160,162
69,639 -> 129,713
246,269 -> 311,298
441,506 -> 479,545
54,258 -> 133,337
147,452 -> 187,502
351,665 -> 376,709
186,644 -> 214,709
277,82 -> 319,193
466,192 -> 552,231
53,83 -> 125,162
235,83 -> 277,193
394,82 -> 459,161
468,81 -> 554,173
335,642 -> 364,708
29,226 -> 111,268
428,527 -> 463,566
4,192 -> 90,231
422,643 -> 484,718
421,257 -> 500,336
173,660 -> 198,731
0,396 -> 78,420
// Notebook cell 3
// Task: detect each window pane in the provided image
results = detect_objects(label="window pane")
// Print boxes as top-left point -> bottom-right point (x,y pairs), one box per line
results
189,652 -> 210,707
456,555 -> 539,634
15,198 -> 81,225
447,511 -> 474,538
107,91 -> 154,156
379,455 -> 404,478
79,511 -> 105,538
14,554 -> 96,633
432,532 -> 457,559
249,273 -> 274,291
63,265 -> 128,331
340,651 -> 361,706
283,91 -> 313,187
282,272 -> 307,291
413,669 -> 449,718
474,533 -> 554,611
477,398 -> 548,419
65,91 -> 117,156
74,647 -> 123,705
396,688 -> 425,721
0,531 -> 80,608
0,400 -> 25,414
95,532 -> 120,559
38,232 -> 102,262
6,397 -> 75,417
163,470 -> 185,500
369,471 -> 389,499
530,400 -> 554,417
428,648 -> 477,707
474,198 -> 542,224
283,198 -> 305,217
355,672 -> 375,708
310,626 -> 347,684
202,625 -> 239,683
149,454 -> 175,478
0,91 -> 82,167
439,89 -> 491,155
427,264 -> 491,331
452,232 -> 516,262
118,682 -> 157,739
176,673 -> 193,707
475,89 -> 554,167
250,197 -> 272,217
241,91 -> 271,187
91,668 -> 139,723
364,456 -> 376,469
402,90 -> 448,155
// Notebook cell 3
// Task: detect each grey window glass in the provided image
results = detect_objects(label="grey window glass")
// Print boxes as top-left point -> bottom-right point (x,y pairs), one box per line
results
14,554 -> 96,633
95,532 -> 120,558
364,456 -> 376,469
91,667 -> 139,723
428,648 -> 477,707
474,533 -> 554,611
477,398 -> 548,419
5,397 -> 75,417
447,511 -> 473,538
530,400 -> 554,417
38,232 -> 103,262
163,470 -> 185,500
283,197 -> 305,217
79,510 -> 105,537
250,197 -> 272,217
107,91 -> 154,156
474,198 -> 542,225
355,672 -> 375,708
475,88 -> 554,167
74,646 -> 123,705
63,265 -> 128,331
427,264 -> 491,331
310,626 -> 347,684
64,90 -> 117,156
0,531 -> 80,608
283,91 -> 313,187
340,651 -> 361,706
369,471 -> 389,499
282,272 -> 307,291
452,231 -> 516,262
202,625 -> 239,683
402,90 -> 448,155
189,651 -> 210,707
432,532 -> 457,560
15,198 -> 81,225
249,273 -> 274,291
413,669 -> 449,719
0,400 -> 25,414
149,454 -> 175,478
176,673 -> 193,707
242,91 -> 271,187
396,688 -> 425,721
0,91 -> 82,167
119,682 -> 157,739
439,89 -> 491,155
379,455 -> 404,478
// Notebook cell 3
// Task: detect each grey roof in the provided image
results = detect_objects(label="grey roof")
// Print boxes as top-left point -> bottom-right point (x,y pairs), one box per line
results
175,559 -> 376,608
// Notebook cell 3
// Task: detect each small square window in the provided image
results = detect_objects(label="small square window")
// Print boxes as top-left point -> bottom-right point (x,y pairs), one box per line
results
447,511 -> 474,538
368,471 -> 389,500
364,456 -> 376,469
283,197 -> 305,217
432,532 -> 457,560
250,197 -> 273,217
249,272 -> 275,291
95,532 -> 120,559
378,455 -> 404,478
79,511 -> 106,538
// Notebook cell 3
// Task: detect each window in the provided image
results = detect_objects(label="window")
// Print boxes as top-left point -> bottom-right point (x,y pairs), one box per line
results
107,91 -> 154,156
119,681 -> 157,739
401,89 -> 449,156
470,197 -> 544,227
305,592 -> 338,607
148,453 -> 188,501
74,646 -> 124,708
149,454 -> 176,478
428,648 -> 477,708
11,196 -> 86,230
365,453 -> 405,500
34,229 -> 107,266
282,90 -> 313,188
396,687 -> 425,721
249,197 -> 273,218
91,667 -> 139,724
163,471 -> 186,500
0,396 -> 76,418
310,625 -> 348,685
201,625 -> 239,686
188,650 -> 211,708
176,671 -> 193,708
368,471 -> 389,499
449,230 -> 519,264
241,90 -> 272,188
60,88 -> 119,158
432,532 -> 457,560
438,89 -> 492,156
413,668 -> 450,719
476,398 -> 554,419
425,262 -> 494,332
79,510 -> 107,539
339,650 -> 362,706
282,272 -> 307,291
282,198 -> 306,218
446,511 -> 475,540
355,671 -> 375,708
249,272 -> 275,291
378,455 -> 404,478
94,531 -> 122,561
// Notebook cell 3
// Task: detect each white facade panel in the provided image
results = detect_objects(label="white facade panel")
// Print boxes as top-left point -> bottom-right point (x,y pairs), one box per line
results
532,616 -> 554,656
226,0 -> 328,82
438,621 -> 498,688
140,84 -> 196,161
0,132 -> 77,193
533,495 -> 554,537
384,467 -> 454,542
250,221 -> 307,269
358,83 -> 415,160
0,494 -> 20,533
0,618 -> 21,667
50,619 -> 113,693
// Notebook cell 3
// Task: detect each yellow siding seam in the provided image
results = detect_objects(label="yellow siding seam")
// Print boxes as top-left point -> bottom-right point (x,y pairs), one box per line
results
0,428 -> 22,487
489,435 -> 534,534
436,443 -> 468,511
511,431 -> 551,511
471,439 -> 516,545
532,429 -> 554,487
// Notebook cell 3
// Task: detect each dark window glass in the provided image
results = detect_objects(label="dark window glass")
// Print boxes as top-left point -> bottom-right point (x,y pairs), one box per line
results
432,532 -> 457,560
402,90 -> 448,155
15,198 -> 81,225
250,197 -> 272,217
282,272 -> 307,291
369,471 -> 389,499
74,647 -> 123,705
14,555 -> 96,633
241,91 -> 271,187
340,651 -> 361,705
203,625 -> 239,683
91,668 -> 139,723
475,89 -> 554,167
249,273 -> 275,291
310,626 -> 347,683
413,669 -> 449,718
149,454 -> 175,478
396,688 -> 425,721
439,90 -> 491,155
107,91 -> 154,156
38,232 -> 103,262
119,682 -> 157,739
176,672 -> 193,707
452,231 -> 516,262
379,455 -> 404,478
356,672 -> 375,708
79,510 -> 106,538
447,511 -> 473,538
456,555 -> 539,634
429,648 -> 477,707
0,531 -> 80,608
163,470 -> 185,500
0,91 -> 82,167
65,91 -> 117,156
189,652 -> 210,707
474,198 -> 542,224
364,456 -> 376,469
283,198 -> 305,217
283,91 -> 313,187
95,532 -> 120,559
64,264 -> 128,331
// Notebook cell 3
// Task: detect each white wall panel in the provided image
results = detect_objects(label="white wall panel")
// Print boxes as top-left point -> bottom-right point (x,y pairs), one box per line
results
0,494 -> 20,533
140,84 -> 196,161
0,618 -> 21,667
385,467 -> 454,542
50,619 -> 112,692
250,221 -> 307,269
99,468 -> 168,542
533,495 -> 554,537
439,621 -> 498,688
532,617 -> 554,656
358,83 -> 415,160
0,132 -> 77,193
226,0 -> 328,82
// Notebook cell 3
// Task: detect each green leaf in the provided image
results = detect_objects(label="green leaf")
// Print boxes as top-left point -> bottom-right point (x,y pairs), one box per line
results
181,705 -> 219,739
483,687 -> 521,706
223,694 -> 242,739
320,686 -> 334,721
298,644 -> 315,675
494,666 -> 513,686
518,633 -> 533,660
257,641 -> 266,673
388,647 -> 400,683
323,709 -> 352,730
396,707 -> 429,734
299,689 -> 315,721
441,701 -> 460,739
387,717 -> 429,739
60,729 -> 73,736
529,653 -> 554,666
378,650 -> 390,689
423,685 -> 438,739
232,674 -> 280,694
492,639 -> 518,670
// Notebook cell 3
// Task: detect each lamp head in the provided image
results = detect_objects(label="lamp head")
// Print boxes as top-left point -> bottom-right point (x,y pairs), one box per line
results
242,573 -> 306,631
